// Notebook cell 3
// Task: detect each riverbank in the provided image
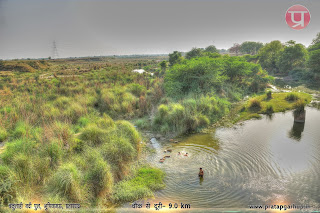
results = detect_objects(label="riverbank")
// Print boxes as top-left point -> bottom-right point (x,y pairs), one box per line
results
123,105 -> 320,212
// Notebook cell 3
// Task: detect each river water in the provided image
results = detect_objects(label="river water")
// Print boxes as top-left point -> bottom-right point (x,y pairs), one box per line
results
118,107 -> 320,212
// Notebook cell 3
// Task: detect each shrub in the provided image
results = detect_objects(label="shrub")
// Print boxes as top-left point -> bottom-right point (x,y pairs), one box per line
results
169,104 -> 185,121
285,93 -> 300,101
0,128 -> 8,142
158,104 -> 169,118
128,83 -> 146,97
134,118 -> 149,130
249,98 -> 262,110
198,114 -> 210,127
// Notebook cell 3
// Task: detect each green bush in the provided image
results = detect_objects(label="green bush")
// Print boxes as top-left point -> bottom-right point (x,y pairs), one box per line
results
134,117 -> 149,130
169,104 -> 184,121
158,104 -> 169,118
198,114 -> 210,127
128,83 -> 146,97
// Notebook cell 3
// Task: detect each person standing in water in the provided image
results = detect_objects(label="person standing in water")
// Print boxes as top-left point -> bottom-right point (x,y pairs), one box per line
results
199,168 -> 204,177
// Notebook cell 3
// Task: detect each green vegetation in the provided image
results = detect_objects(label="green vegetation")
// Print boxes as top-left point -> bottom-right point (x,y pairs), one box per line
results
112,166 -> 165,203
0,57 -> 166,208
236,92 -> 312,122
1,33 -> 320,210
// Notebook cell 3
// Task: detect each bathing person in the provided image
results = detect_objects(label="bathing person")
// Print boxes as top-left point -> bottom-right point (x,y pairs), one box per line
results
178,152 -> 181,155
184,153 -> 188,156
198,168 -> 204,177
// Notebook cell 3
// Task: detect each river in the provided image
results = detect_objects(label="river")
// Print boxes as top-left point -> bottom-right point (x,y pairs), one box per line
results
118,106 -> 320,212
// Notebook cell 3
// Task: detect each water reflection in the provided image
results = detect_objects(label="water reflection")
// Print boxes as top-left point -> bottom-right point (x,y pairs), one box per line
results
288,121 -> 305,141
266,113 -> 274,121
288,110 -> 306,141
199,176 -> 204,185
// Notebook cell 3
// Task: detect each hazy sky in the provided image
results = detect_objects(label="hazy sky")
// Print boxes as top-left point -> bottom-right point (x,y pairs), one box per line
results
0,0 -> 319,59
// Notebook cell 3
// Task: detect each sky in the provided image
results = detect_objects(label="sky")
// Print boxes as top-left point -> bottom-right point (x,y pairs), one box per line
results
0,0 -> 319,59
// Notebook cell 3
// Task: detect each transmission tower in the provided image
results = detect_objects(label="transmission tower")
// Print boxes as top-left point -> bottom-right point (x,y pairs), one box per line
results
51,41 -> 59,59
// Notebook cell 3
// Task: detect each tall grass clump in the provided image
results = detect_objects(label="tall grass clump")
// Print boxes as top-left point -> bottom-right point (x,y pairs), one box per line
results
112,166 -> 165,204
47,163 -> 83,202
285,92 -> 300,101
0,165 -> 16,205
84,149 -> 113,198
115,120 -> 141,149
265,105 -> 274,114
293,99 -> 306,113
12,121 -> 28,138
101,137 -> 136,177
96,114 -> 115,129
249,98 -> 262,111
266,90 -> 272,99
0,127 -> 8,142
80,124 -> 106,146
45,140 -> 63,168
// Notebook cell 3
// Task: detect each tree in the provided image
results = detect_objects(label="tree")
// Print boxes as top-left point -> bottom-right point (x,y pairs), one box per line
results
185,48 -> 203,60
204,45 -> 219,53
159,60 -> 167,71
164,57 -> 224,97
311,32 -> 320,46
277,41 -> 308,74
240,41 -> 264,55
307,33 -> 320,74
258,40 -> 284,73
229,43 -> 241,56
168,51 -> 182,66
308,49 -> 320,74
308,42 -> 320,52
